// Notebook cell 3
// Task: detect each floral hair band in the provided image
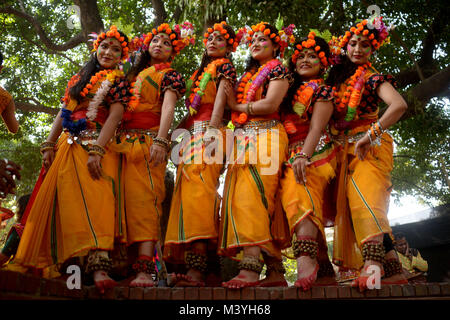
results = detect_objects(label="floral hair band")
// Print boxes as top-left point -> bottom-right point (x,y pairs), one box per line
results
291,31 -> 329,67
335,16 -> 392,52
91,25 -> 130,60
142,21 -> 195,54
242,21 -> 295,58
203,21 -> 239,52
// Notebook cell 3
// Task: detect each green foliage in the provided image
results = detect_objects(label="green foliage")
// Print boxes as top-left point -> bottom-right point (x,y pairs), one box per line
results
391,100 -> 450,205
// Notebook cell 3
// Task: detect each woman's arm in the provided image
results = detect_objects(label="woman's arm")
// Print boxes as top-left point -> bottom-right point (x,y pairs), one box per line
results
87,103 -> 124,179
1,99 -> 19,133
292,101 -> 334,184
226,79 -> 289,115
354,82 -> 408,160
42,110 -> 64,170
209,78 -> 230,128
149,89 -> 177,167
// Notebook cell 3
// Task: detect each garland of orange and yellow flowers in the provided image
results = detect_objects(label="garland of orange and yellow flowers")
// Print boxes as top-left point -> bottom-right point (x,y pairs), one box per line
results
334,62 -> 372,122
62,69 -> 125,134
186,58 -> 231,115
230,58 -> 281,126
283,79 -> 325,135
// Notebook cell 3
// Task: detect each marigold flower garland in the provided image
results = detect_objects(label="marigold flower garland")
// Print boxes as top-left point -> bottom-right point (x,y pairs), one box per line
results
62,69 -> 124,136
186,58 -> 230,115
283,79 -> 323,135
231,59 -> 281,126
333,62 -> 372,124
292,79 -> 323,117
127,62 -> 172,112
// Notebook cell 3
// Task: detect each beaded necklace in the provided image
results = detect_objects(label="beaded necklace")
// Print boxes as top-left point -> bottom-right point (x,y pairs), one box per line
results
186,58 -> 230,115
128,62 -> 172,112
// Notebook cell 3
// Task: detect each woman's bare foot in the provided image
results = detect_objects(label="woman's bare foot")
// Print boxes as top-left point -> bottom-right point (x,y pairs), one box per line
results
351,260 -> 382,292
130,272 -> 155,287
222,269 -> 260,289
295,255 -> 319,291
93,270 -> 117,294
257,270 -> 287,287
172,269 -> 205,287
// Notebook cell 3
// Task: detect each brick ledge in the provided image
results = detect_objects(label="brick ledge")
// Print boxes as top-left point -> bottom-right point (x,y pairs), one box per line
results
1,270 -> 449,300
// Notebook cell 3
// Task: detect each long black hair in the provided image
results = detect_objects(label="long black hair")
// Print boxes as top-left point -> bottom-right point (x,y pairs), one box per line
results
127,50 -> 152,82
191,23 -> 236,85
326,25 -> 379,89
244,23 -> 280,73
281,36 -> 330,114
70,29 -> 128,102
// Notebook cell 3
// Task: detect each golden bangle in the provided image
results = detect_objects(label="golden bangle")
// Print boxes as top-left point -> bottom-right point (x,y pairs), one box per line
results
88,150 -> 104,158
40,141 -> 56,155
88,144 -> 106,157
153,137 -> 170,150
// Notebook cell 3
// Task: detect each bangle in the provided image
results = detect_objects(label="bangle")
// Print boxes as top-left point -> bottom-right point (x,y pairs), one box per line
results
88,144 -> 106,157
153,137 -> 170,151
207,124 -> 219,130
293,151 -> 310,162
248,102 -> 254,115
40,141 -> 56,155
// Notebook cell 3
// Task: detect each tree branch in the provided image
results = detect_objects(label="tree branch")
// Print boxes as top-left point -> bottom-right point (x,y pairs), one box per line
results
401,65 -> 450,119
0,5 -> 85,52
20,31 -> 81,68
151,0 -> 167,26
15,101 -> 59,116
172,3 -> 183,23
390,29 -> 425,82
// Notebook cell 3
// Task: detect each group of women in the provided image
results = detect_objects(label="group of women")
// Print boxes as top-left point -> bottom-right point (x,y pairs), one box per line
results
9,15 -> 409,294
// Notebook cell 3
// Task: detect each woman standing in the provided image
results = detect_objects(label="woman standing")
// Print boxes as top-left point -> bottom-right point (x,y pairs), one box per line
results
164,21 -> 238,287
326,16 -> 408,291
279,32 -> 338,291
219,22 -> 294,289
14,26 -> 131,294
114,22 -> 192,287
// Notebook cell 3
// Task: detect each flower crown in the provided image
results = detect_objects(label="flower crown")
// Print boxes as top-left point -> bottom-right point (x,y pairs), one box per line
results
142,21 -> 195,54
291,31 -> 329,67
92,25 -> 130,60
203,21 -> 239,52
243,21 -> 295,58
335,16 -> 391,52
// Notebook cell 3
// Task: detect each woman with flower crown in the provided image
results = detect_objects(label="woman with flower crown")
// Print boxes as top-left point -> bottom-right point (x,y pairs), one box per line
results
279,32 -> 339,291
112,22 -> 191,287
218,22 -> 294,289
326,16 -> 408,291
163,21 -> 238,287
14,26 -> 131,293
